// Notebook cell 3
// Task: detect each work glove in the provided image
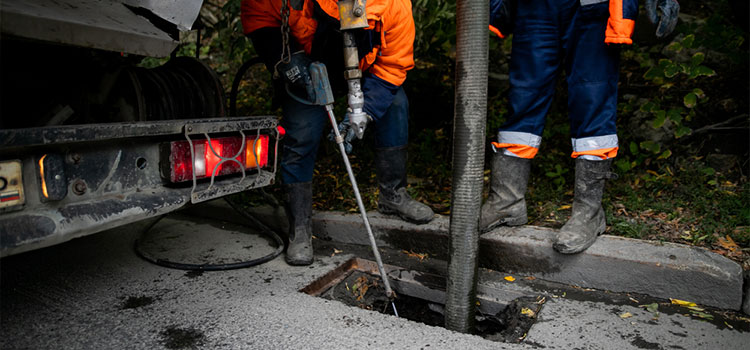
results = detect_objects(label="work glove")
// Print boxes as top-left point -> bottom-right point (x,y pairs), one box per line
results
645,0 -> 680,38
490,0 -> 516,37
275,51 -> 315,103
328,111 -> 369,154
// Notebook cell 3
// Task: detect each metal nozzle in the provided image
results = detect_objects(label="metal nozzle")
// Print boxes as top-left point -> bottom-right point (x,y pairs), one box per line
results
348,111 -> 369,139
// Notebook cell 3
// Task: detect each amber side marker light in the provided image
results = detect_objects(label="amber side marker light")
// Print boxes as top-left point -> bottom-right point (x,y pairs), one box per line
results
39,154 -> 49,198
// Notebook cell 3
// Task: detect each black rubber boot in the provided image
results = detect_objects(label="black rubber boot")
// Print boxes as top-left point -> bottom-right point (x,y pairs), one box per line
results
554,158 -> 615,254
480,152 -> 531,232
284,182 -> 313,265
375,146 -> 434,224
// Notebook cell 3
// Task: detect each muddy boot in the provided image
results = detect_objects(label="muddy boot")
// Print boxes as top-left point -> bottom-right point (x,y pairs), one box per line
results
480,152 -> 531,232
553,158 -> 616,254
284,182 -> 313,265
375,146 -> 434,224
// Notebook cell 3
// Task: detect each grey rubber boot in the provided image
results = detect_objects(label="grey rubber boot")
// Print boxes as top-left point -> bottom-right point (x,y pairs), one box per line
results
480,152 -> 531,232
375,146 -> 435,224
284,182 -> 313,265
553,158 -> 615,254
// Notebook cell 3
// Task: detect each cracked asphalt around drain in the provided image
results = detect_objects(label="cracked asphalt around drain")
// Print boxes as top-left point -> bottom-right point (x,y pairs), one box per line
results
1,214 -> 747,349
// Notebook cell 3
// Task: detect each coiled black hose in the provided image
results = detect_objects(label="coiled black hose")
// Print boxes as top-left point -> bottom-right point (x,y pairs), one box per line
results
229,56 -> 264,117
134,197 -> 284,271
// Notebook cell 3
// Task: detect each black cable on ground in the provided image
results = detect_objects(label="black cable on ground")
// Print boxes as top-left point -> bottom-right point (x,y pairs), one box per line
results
134,197 -> 285,271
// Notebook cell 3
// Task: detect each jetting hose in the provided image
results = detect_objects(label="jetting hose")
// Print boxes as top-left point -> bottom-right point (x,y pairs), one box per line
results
445,0 -> 488,333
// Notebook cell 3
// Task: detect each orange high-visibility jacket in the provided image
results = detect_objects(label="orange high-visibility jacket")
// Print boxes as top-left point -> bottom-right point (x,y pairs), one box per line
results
241,0 -> 415,87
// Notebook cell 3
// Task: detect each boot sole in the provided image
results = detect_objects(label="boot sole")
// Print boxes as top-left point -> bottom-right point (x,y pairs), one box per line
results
481,216 -> 528,233
285,256 -> 313,266
553,221 -> 606,254
378,205 -> 434,225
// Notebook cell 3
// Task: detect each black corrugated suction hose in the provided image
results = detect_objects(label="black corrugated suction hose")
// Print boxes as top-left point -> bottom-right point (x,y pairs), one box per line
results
445,0 -> 489,333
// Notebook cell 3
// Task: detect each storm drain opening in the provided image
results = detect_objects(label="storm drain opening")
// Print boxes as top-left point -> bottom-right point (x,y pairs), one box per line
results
302,258 -> 545,343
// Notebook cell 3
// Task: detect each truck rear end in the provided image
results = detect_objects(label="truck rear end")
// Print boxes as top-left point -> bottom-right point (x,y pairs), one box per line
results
0,0 -> 279,257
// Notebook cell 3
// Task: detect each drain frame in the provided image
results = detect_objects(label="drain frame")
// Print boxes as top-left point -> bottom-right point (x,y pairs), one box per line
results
302,258 -> 511,316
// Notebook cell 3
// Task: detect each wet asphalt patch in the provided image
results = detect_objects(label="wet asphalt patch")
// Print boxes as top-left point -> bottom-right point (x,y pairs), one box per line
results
160,326 -> 205,349
121,295 -> 155,310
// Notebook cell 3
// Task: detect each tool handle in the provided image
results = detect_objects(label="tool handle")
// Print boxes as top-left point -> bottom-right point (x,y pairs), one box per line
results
325,105 -> 396,301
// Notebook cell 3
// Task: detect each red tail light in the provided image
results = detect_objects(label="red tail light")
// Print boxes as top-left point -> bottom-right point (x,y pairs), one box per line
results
163,135 -> 269,183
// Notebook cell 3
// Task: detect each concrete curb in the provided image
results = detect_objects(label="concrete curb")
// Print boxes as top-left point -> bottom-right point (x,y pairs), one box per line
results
183,202 -> 745,311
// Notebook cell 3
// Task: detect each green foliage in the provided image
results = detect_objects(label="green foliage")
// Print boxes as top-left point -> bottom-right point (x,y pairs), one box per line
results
617,33 -> 720,180
412,0 -> 456,62
544,164 -> 569,191
609,216 -> 650,239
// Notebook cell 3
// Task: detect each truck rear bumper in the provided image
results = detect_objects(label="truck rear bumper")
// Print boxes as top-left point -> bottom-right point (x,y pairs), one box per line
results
0,117 -> 279,257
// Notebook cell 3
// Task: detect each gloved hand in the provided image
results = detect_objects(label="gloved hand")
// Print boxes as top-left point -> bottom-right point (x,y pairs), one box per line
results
645,0 -> 680,38
328,111 -> 369,154
275,51 -> 315,102
490,0 -> 516,36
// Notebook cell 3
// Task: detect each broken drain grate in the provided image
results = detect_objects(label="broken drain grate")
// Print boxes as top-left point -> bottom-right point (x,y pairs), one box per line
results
301,258 -> 544,343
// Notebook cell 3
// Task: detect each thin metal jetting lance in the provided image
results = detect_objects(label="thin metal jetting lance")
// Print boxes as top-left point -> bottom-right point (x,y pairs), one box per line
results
324,104 -> 399,318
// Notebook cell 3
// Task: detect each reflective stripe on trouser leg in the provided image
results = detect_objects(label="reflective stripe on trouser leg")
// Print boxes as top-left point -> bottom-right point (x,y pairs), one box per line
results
492,131 -> 542,159
571,135 -> 619,160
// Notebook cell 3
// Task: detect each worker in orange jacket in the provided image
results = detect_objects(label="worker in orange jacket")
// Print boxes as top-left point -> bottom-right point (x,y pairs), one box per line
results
241,0 -> 434,265
482,0 -> 679,253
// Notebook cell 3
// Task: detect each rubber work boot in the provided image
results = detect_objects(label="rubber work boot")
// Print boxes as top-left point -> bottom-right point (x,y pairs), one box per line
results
284,182 -> 314,265
554,158 -> 616,254
480,152 -> 531,232
375,146 -> 434,224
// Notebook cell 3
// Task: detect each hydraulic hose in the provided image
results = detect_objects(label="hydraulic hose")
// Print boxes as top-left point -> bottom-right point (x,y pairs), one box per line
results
445,0 -> 489,333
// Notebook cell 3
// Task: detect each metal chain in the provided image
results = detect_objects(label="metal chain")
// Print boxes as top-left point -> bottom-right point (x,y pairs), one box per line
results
275,0 -> 293,79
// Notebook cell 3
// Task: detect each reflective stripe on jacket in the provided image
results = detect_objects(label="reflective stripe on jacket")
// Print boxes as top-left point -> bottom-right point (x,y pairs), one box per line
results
241,0 -> 414,86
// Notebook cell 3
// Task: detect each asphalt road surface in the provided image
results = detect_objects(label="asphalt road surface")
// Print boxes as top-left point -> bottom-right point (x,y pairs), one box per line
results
1,213 -> 748,349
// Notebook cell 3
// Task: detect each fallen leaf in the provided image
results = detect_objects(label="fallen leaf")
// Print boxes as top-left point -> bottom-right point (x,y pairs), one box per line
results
525,276 -> 537,281
640,303 -> 659,313
717,235 -> 740,256
670,298 -> 697,307
629,297 -> 640,303
504,276 -> 516,282
331,248 -> 343,257
558,205 -> 572,210
402,250 -> 429,261
521,308 -> 536,317
352,276 -> 371,301
690,310 -> 714,320
620,312 -> 633,319
688,306 -> 705,312
724,322 -> 734,329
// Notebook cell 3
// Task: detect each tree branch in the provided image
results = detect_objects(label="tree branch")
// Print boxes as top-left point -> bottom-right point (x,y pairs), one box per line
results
691,114 -> 749,135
